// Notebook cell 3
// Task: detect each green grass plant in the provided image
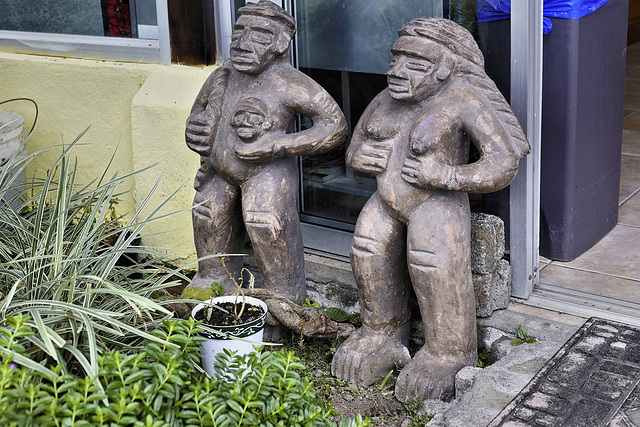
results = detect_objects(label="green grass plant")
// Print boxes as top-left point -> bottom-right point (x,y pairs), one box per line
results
0,131 -> 190,375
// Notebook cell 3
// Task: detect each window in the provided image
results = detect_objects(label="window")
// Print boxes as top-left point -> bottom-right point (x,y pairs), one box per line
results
220,0 -> 443,258
292,0 -> 444,258
0,0 -> 170,63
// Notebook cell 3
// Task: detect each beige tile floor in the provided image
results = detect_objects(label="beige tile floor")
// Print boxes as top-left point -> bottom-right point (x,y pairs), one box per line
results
539,42 -> 640,304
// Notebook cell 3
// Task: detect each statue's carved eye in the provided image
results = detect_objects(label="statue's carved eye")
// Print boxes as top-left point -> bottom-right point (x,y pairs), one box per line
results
231,26 -> 243,41
406,60 -> 431,72
250,32 -> 273,45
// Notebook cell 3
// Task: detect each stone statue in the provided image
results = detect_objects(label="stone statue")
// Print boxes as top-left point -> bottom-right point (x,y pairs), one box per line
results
184,0 -> 347,305
331,17 -> 530,403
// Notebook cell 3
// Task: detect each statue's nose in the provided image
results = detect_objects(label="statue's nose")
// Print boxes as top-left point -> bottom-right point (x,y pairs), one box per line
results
387,58 -> 408,79
235,29 -> 252,51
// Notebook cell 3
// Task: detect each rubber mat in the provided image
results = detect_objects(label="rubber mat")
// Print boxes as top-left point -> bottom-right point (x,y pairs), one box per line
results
489,317 -> 640,427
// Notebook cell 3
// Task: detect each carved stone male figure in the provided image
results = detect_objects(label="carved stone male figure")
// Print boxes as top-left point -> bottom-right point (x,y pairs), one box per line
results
184,1 -> 347,305
331,17 -> 530,402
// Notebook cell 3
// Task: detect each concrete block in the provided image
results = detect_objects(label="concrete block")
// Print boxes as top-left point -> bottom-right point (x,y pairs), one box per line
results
470,213 -> 505,274
490,336 -> 515,364
474,259 -> 512,317
477,325 -> 510,353
455,366 -> 483,400
305,254 -> 360,315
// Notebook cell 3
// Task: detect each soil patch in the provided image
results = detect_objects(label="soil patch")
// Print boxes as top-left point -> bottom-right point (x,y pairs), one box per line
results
273,333 -> 433,426
193,301 -> 265,326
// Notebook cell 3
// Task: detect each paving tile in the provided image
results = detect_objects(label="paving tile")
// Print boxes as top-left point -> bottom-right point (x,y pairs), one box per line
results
548,225 -> 640,284
623,112 -> 640,131
622,129 -> 640,155
625,66 -> 640,81
540,264 -> 640,303
625,91 -> 640,111
619,191 -> 640,227
628,51 -> 640,64
626,79 -> 640,93
620,155 -> 640,202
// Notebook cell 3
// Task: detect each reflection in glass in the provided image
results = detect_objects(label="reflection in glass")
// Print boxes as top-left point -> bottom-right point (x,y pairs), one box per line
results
299,69 -> 387,228
296,0 -> 443,74
0,0 -> 158,39
295,0 -> 443,230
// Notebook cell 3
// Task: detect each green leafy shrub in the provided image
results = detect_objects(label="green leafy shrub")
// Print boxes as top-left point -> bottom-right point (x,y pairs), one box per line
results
0,132 -> 192,374
0,315 -> 368,427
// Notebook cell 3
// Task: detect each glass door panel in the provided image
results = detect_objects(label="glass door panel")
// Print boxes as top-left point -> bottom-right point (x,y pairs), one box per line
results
294,0 -> 443,234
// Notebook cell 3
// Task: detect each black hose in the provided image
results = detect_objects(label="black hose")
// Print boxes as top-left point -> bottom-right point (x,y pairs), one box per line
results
0,98 -> 39,136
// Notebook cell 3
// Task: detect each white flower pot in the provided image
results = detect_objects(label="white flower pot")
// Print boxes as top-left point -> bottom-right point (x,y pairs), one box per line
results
0,111 -> 27,208
191,295 -> 267,376
0,111 -> 24,165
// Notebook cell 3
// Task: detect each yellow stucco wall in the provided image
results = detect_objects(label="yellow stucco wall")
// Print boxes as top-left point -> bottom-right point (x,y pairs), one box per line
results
0,52 -> 215,265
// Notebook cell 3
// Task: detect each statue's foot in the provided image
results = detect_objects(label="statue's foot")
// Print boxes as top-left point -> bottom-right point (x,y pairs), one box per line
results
395,348 -> 475,403
331,326 -> 411,386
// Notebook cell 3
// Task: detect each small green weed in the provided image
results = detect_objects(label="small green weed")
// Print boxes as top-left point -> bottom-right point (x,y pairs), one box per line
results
512,324 -> 537,346
477,351 -> 489,368
304,297 -> 320,308
403,397 -> 434,426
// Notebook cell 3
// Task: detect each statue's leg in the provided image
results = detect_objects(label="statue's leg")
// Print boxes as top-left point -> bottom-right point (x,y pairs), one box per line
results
242,160 -> 306,305
331,192 -> 412,386
190,171 -> 245,294
395,192 -> 477,403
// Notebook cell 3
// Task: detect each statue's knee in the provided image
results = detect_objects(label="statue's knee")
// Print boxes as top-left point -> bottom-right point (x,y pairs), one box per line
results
407,247 -> 445,275
351,234 -> 386,259
244,210 -> 284,242
192,201 -> 213,221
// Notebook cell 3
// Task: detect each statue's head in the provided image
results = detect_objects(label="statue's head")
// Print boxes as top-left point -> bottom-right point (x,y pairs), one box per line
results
387,17 -> 483,102
230,0 -> 296,74
231,97 -> 272,142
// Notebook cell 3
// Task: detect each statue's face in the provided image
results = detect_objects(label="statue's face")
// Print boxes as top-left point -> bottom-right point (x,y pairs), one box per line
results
387,37 -> 448,102
230,15 -> 285,74
231,99 -> 270,142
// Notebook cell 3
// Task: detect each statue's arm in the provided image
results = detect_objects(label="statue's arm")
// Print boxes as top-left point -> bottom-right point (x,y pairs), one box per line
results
449,105 -> 522,193
345,96 -> 391,175
277,80 -> 348,157
402,101 -> 524,193
185,66 -> 228,155
235,74 -> 348,163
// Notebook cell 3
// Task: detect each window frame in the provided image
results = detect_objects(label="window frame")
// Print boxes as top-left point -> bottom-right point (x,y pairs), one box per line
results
0,0 -> 171,64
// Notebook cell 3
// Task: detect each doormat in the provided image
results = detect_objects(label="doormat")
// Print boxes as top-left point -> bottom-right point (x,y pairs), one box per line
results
489,317 -> 640,427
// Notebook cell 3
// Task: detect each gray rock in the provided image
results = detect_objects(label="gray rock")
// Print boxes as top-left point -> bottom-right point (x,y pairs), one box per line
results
425,305 -> 584,427
455,366 -> 483,400
470,213 -> 505,275
474,259 -> 512,317
490,336 -> 515,364
477,325 -> 510,352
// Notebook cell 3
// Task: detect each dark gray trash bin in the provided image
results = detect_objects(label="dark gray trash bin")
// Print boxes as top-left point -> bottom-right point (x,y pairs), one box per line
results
478,0 -> 628,261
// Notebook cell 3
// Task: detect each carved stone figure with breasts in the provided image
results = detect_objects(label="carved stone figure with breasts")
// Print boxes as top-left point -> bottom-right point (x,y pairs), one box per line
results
331,17 -> 530,403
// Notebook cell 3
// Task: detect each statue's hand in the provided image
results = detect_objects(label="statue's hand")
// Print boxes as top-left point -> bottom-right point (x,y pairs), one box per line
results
349,142 -> 392,175
185,112 -> 213,155
234,134 -> 277,163
401,155 -> 456,189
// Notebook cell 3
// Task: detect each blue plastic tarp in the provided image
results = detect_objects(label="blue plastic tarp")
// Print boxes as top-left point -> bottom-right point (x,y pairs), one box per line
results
476,0 -> 611,33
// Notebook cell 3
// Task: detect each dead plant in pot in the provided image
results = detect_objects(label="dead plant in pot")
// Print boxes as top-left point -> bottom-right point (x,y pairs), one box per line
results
190,257 -> 267,375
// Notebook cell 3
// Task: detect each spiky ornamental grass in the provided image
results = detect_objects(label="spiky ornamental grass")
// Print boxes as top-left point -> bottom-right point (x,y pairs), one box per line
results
0,129 -> 192,376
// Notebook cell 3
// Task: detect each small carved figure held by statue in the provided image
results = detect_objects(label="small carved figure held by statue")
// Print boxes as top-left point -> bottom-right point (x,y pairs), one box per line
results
184,0 -> 347,305
331,17 -> 530,403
